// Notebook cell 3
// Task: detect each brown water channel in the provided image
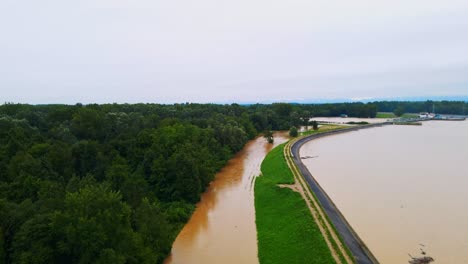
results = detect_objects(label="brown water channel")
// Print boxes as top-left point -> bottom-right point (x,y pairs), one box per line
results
300,120 -> 468,263
165,133 -> 288,264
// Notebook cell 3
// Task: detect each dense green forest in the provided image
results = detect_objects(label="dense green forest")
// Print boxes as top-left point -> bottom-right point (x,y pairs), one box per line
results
0,100 -> 465,263
0,102 -> 307,264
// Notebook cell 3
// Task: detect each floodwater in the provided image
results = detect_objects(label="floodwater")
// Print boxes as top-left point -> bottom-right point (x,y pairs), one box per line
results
165,133 -> 288,264
300,120 -> 468,263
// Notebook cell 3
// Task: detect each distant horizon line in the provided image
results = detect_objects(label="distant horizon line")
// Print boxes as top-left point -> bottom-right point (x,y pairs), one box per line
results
2,95 -> 468,105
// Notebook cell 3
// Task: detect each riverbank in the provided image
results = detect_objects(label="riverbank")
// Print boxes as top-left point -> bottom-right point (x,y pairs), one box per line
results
165,134 -> 288,264
255,144 -> 337,263
291,125 -> 383,264
255,125 -> 358,264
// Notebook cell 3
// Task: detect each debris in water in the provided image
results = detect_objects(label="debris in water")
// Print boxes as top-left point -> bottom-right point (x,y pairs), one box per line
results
301,155 -> 318,159
408,246 -> 434,264
408,255 -> 434,264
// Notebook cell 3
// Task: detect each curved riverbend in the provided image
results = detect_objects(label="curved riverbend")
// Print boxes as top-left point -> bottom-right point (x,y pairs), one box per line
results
291,124 -> 386,264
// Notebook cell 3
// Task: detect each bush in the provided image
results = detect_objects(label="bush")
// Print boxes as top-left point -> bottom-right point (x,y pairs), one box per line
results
289,126 -> 298,137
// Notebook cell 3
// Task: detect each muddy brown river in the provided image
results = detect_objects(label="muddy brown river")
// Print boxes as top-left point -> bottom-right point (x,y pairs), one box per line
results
165,133 -> 288,264
300,120 -> 468,263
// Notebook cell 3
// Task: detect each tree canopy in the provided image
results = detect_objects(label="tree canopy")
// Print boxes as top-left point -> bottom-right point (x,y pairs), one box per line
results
0,100 -> 463,263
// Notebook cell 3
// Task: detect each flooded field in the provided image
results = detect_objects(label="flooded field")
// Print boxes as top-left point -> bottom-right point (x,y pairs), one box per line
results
165,133 -> 288,264
300,120 -> 468,263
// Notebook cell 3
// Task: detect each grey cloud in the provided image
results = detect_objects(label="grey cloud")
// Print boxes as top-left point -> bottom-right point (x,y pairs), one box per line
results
0,0 -> 467,104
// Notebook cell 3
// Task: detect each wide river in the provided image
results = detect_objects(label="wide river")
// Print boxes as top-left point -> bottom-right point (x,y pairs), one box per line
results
300,120 -> 468,263
165,133 -> 288,264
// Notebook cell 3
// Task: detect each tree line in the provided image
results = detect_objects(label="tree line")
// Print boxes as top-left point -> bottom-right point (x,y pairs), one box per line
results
0,100 -> 464,263
373,100 -> 467,115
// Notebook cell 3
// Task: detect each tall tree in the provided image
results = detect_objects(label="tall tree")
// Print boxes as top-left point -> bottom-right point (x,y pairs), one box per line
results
394,106 -> 405,117
312,121 -> 319,131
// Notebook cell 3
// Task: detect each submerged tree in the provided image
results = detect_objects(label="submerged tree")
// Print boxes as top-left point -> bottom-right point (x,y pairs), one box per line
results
264,130 -> 274,144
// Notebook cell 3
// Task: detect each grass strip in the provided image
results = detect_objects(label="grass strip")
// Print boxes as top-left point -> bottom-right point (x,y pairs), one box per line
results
255,144 -> 336,264
284,142 -> 353,264
376,112 -> 396,118
300,125 -> 347,136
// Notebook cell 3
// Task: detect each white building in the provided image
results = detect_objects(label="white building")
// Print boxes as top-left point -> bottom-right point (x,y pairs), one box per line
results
419,112 -> 435,118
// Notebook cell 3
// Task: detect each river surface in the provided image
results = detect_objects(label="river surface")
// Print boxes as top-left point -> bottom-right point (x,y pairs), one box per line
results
165,133 -> 288,264
300,120 -> 468,263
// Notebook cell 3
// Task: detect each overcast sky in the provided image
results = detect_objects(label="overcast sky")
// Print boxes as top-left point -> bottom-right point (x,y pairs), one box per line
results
1,0 -> 468,104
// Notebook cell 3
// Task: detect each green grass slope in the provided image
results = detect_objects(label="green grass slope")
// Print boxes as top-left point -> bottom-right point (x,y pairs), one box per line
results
255,144 -> 335,264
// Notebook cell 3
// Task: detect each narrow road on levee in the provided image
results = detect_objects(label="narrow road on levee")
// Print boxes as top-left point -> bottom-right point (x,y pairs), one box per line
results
291,124 -> 385,264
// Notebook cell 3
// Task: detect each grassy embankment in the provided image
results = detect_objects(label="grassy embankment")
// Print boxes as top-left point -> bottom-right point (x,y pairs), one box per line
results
377,112 -> 419,119
301,124 -> 347,136
255,125 -> 351,264
400,113 -> 419,118
376,112 -> 396,118
255,144 -> 335,263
